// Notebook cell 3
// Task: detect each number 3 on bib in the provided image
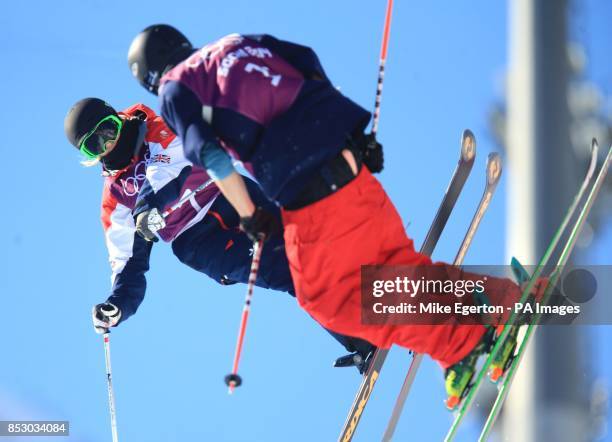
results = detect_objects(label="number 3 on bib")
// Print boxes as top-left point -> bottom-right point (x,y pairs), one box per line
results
244,63 -> 281,87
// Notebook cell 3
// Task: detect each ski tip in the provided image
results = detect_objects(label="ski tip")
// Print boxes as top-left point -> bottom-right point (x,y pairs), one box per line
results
588,139 -> 599,173
510,257 -> 530,284
486,153 -> 503,186
461,129 -> 476,162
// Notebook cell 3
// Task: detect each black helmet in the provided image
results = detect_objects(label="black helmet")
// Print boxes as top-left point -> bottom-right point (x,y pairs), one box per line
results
128,24 -> 194,95
64,98 -> 118,148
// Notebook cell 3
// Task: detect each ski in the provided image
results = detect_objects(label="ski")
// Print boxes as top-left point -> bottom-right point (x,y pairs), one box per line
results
381,152 -> 503,442
477,142 -> 610,441
444,140 -> 604,441
338,130 -> 476,442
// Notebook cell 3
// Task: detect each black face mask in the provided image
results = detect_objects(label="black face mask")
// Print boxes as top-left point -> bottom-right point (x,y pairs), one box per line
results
101,119 -> 147,172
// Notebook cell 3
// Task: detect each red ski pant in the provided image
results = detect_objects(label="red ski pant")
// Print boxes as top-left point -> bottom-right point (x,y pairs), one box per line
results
282,167 -> 489,369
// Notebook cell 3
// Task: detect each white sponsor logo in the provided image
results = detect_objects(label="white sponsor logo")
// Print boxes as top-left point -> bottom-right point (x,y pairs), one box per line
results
218,46 -> 273,77
244,62 -> 281,87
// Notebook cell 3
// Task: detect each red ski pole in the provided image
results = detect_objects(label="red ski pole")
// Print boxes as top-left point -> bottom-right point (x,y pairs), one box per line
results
371,0 -> 394,137
224,238 -> 264,394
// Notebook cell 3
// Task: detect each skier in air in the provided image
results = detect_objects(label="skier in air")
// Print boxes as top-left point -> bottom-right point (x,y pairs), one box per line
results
63,97 -> 374,367
126,25 -> 546,408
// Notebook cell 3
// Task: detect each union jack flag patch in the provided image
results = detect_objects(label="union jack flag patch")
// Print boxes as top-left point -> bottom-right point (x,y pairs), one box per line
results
149,154 -> 171,164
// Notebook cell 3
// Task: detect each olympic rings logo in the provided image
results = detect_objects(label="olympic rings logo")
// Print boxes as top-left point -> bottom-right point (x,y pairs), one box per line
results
120,152 -> 149,196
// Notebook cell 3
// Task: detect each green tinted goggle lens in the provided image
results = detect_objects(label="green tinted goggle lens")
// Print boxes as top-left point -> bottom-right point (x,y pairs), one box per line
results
79,115 -> 123,159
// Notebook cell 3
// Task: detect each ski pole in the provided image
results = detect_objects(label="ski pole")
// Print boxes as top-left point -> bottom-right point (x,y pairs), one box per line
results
371,0 -> 394,137
147,178 -> 215,233
103,332 -> 119,442
224,238 -> 264,394
160,178 -> 214,218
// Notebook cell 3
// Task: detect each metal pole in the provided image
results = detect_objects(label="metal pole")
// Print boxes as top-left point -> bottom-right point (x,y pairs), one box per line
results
505,0 -> 588,440
103,333 -> 119,442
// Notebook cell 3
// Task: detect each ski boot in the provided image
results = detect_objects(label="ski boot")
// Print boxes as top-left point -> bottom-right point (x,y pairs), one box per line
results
488,324 -> 519,383
445,327 -> 495,410
333,348 -> 375,374
488,257 -> 547,383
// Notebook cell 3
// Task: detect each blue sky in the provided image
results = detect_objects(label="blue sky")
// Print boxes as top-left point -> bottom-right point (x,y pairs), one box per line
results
0,1 -> 610,441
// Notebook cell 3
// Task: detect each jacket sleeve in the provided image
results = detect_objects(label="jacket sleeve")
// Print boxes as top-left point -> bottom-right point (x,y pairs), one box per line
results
159,80 -> 234,178
102,186 -> 153,324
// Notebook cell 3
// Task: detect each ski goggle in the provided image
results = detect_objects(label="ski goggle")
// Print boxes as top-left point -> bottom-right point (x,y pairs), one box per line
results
78,115 -> 123,159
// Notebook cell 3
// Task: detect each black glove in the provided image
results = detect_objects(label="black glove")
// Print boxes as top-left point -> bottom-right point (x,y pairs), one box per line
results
240,207 -> 282,242
358,133 -> 384,173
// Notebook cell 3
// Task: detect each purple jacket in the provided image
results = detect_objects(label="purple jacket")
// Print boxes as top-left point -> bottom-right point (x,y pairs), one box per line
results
159,33 -> 371,205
